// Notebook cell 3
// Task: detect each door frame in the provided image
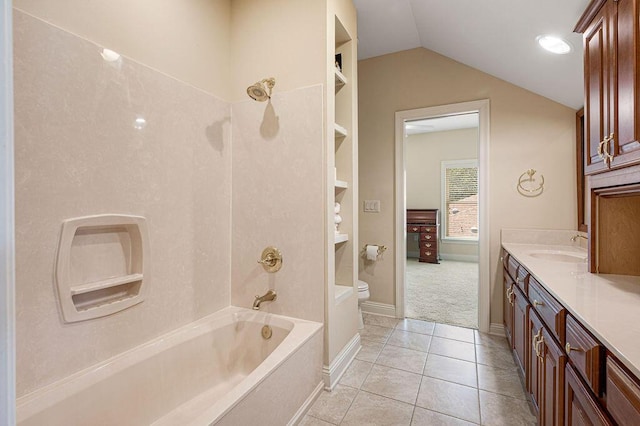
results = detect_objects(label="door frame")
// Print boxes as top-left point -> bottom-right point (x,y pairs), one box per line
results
394,99 -> 490,332
1,0 -> 16,423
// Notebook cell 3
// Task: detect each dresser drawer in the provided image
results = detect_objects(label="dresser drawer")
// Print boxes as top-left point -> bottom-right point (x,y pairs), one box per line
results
565,314 -> 603,396
420,226 -> 436,233
407,225 -> 421,233
420,249 -> 437,261
420,241 -> 436,250
515,268 -> 528,293
420,233 -> 435,242
528,277 -> 565,344
507,256 -> 520,281
606,356 -> 640,425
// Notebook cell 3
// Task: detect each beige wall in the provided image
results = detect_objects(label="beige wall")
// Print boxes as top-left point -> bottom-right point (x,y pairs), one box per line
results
14,0 -> 232,99
230,0 -> 325,102
359,48 -> 577,325
406,128 -> 478,258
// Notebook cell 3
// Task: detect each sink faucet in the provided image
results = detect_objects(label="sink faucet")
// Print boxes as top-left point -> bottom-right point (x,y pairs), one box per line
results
253,290 -> 277,310
570,234 -> 587,242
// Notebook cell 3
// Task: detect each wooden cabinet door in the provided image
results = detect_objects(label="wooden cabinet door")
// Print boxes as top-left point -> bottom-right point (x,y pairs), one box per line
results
584,2 -> 611,175
529,309 -> 544,418
513,286 -> 529,383
503,268 -> 514,348
540,326 -> 566,426
611,0 -> 640,169
565,364 -> 613,425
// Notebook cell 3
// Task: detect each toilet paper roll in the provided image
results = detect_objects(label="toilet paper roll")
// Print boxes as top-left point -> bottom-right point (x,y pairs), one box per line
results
366,245 -> 378,261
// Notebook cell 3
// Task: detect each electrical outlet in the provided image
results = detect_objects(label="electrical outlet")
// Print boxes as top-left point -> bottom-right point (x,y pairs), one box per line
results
364,200 -> 380,212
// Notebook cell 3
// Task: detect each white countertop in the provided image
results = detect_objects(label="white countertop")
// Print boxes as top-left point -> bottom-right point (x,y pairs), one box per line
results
501,229 -> 640,377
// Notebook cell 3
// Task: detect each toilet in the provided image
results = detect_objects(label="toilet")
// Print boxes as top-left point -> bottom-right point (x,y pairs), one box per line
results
357,280 -> 370,329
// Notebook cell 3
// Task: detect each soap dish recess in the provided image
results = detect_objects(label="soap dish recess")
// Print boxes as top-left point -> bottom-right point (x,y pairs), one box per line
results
55,214 -> 149,323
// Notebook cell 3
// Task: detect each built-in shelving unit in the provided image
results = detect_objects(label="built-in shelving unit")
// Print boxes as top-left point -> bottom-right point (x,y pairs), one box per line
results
324,4 -> 359,391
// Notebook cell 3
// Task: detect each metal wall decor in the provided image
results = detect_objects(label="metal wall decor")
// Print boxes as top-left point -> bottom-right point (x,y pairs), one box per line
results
517,169 -> 545,197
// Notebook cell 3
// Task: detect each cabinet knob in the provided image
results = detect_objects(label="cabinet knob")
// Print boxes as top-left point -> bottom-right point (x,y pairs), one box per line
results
533,299 -> 544,308
412,227 -> 418,232
426,235 -> 432,240
425,243 -> 432,248
426,251 -> 432,256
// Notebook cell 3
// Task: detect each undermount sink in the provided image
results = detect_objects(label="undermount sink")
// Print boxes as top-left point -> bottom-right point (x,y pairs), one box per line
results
528,250 -> 587,263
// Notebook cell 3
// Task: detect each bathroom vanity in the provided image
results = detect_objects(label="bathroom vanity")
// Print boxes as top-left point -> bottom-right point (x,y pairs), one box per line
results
502,229 -> 640,425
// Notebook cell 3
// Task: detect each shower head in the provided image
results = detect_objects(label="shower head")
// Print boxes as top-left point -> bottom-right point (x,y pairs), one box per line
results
247,78 -> 276,102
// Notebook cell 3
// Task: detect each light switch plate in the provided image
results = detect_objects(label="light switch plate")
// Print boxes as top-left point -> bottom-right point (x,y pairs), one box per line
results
364,200 -> 380,212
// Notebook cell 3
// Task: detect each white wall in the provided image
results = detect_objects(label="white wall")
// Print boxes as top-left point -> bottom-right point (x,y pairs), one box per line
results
406,128 -> 479,259
359,48 -> 577,325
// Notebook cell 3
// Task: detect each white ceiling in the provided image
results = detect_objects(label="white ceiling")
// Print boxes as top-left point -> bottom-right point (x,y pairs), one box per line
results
406,113 -> 478,135
353,0 -> 589,109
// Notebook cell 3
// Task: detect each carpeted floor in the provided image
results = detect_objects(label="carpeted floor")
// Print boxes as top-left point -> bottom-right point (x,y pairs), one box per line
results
405,258 -> 478,329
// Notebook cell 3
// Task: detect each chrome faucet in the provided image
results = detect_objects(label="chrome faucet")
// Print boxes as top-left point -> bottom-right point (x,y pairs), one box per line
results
570,234 -> 587,242
253,290 -> 277,310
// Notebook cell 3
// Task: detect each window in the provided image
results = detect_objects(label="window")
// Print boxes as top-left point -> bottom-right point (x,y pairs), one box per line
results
441,159 -> 478,241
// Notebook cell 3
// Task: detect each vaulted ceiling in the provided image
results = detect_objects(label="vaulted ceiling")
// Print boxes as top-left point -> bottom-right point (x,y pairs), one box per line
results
353,0 -> 590,109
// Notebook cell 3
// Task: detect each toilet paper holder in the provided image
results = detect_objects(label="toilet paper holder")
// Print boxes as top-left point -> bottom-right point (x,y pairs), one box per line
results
362,244 -> 387,256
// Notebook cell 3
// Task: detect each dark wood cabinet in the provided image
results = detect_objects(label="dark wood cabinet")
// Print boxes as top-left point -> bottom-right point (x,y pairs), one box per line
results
606,356 -> 640,424
406,209 -> 439,263
565,364 -> 613,425
540,325 -> 567,426
513,285 -> 529,381
577,0 -> 640,175
503,268 -> 515,348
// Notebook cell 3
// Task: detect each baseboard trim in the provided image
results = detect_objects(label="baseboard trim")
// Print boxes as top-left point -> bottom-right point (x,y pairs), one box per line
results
489,323 -> 505,336
439,254 -> 479,262
322,333 -> 361,390
287,380 -> 324,426
361,301 -> 396,317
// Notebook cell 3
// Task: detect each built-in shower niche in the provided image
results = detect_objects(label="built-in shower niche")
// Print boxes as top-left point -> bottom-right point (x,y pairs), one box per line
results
55,215 -> 149,323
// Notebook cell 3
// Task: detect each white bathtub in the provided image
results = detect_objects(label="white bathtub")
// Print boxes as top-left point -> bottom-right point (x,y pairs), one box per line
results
16,306 -> 324,425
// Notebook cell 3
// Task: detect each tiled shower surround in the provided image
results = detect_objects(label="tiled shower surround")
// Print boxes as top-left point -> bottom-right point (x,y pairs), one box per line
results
14,9 -> 325,398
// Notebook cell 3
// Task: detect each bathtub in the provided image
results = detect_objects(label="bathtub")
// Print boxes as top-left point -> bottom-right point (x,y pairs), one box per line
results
16,306 -> 324,425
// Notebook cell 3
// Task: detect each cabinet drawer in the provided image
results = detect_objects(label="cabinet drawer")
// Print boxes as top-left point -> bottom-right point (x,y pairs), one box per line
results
407,225 -> 421,233
606,356 -> 640,425
420,226 -> 436,233
528,277 -> 565,344
507,256 -> 520,281
565,314 -> 603,396
420,249 -> 437,261
515,268 -> 528,293
502,249 -> 509,269
420,241 -> 436,250
420,233 -> 435,242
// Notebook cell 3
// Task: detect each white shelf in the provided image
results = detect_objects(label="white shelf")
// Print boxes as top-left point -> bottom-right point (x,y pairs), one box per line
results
334,123 -> 348,138
335,180 -> 348,190
335,233 -> 348,244
335,68 -> 347,88
335,285 -> 352,303
70,273 -> 143,296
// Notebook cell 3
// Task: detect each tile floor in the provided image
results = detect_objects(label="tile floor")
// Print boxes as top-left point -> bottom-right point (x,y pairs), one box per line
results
300,314 -> 536,426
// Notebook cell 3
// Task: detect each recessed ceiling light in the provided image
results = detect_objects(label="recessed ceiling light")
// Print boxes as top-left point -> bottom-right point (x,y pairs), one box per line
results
537,35 -> 572,55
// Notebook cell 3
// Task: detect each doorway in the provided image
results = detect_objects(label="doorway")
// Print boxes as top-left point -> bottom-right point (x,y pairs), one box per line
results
404,113 -> 479,328
395,100 -> 490,332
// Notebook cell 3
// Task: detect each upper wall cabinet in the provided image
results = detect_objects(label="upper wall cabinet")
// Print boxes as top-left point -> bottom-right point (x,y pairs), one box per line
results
576,0 -> 640,175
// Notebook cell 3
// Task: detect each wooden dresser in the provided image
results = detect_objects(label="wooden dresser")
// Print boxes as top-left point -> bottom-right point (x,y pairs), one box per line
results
407,209 -> 439,264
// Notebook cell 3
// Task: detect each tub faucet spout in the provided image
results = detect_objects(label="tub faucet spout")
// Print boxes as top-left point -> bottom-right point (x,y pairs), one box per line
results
570,234 -> 587,242
253,290 -> 277,310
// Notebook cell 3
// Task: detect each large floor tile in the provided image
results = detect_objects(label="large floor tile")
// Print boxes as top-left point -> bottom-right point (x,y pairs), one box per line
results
299,415 -> 336,426
396,318 -> 436,335
376,344 -> 428,374
306,384 -> 358,424
411,407 -> 478,425
387,329 -> 432,352
341,391 -> 414,426
424,354 -> 478,388
364,313 -> 401,329
429,337 -> 476,362
339,359 -> 373,389
359,324 -> 394,344
356,339 -> 385,363
415,377 -> 481,424
479,390 -> 536,426
475,343 -> 518,370
474,331 -> 509,349
361,364 -> 422,404
433,324 -> 476,343
477,364 -> 527,400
